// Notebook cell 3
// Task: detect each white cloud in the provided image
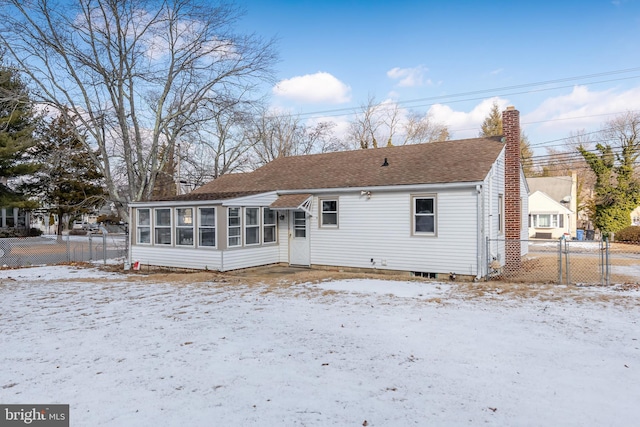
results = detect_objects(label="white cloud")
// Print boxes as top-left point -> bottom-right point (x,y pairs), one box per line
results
273,72 -> 351,104
427,97 -> 510,139
387,65 -> 431,87
524,85 -> 640,133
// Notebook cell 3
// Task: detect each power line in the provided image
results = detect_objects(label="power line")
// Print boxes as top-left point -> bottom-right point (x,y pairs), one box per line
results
281,67 -> 640,120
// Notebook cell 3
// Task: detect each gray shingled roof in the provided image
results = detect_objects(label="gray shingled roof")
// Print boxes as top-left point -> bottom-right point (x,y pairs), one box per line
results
167,137 -> 505,201
527,176 -> 573,203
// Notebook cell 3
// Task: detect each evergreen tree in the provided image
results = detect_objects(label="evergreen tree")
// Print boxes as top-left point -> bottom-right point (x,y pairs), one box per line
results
479,101 -> 535,176
21,114 -> 105,236
479,101 -> 503,137
578,112 -> 640,235
0,54 -> 38,206
519,133 -> 535,177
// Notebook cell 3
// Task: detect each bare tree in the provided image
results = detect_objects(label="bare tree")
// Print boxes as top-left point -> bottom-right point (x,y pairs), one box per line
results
348,96 -> 384,149
178,98 -> 256,191
247,108 -> 340,167
403,111 -> 449,144
348,96 -> 450,148
0,0 -> 277,219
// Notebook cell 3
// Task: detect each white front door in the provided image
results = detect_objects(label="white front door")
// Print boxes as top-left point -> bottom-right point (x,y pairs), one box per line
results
289,210 -> 310,266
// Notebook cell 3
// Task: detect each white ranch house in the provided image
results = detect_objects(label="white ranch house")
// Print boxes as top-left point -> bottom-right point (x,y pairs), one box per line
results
129,108 -> 528,280
527,172 -> 578,239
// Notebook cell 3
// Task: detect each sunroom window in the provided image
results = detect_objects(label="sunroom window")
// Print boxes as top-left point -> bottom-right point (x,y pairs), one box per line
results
176,208 -> 194,246
245,207 -> 260,245
228,207 -> 241,247
263,208 -> 277,243
154,208 -> 172,245
137,208 -> 151,244
198,207 -> 216,247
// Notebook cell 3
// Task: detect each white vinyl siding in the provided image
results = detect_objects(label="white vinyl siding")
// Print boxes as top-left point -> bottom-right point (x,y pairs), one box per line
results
130,245 -> 223,270
309,189 -> 478,275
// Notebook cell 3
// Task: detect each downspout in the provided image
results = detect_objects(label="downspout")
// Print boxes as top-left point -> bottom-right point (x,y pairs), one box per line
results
476,184 -> 483,281
128,205 -> 133,266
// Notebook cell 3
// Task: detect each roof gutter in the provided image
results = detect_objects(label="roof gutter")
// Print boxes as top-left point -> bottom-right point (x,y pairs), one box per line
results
128,182 -> 486,207
128,199 -> 232,208
276,181 -> 485,195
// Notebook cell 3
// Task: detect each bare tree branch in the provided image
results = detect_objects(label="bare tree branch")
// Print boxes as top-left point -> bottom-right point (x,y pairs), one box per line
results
0,0 -> 277,219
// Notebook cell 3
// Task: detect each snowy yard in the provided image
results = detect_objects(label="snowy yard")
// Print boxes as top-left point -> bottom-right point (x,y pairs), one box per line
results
1,265 -> 639,426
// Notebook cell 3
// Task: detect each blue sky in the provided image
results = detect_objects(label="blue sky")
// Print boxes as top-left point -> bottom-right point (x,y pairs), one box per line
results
236,0 -> 640,155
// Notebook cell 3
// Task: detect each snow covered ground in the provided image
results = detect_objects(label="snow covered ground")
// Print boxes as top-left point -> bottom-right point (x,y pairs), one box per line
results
1,265 -> 639,426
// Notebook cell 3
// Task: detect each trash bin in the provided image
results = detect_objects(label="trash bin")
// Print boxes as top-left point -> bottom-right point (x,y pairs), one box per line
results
585,229 -> 595,240
576,229 -> 584,241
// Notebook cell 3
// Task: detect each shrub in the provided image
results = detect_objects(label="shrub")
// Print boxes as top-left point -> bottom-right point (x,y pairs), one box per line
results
28,228 -> 43,236
614,226 -> 640,243
0,229 -> 21,238
68,229 -> 88,236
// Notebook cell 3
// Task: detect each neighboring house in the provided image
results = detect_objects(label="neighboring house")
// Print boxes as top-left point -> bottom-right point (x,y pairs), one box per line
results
527,173 -> 577,239
0,207 -> 30,231
631,206 -> 640,226
129,107 -> 528,280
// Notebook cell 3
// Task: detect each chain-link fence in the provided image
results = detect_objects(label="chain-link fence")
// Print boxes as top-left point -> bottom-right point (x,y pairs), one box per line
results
2,233 -> 636,285
0,233 -> 128,268
488,238 -> 640,285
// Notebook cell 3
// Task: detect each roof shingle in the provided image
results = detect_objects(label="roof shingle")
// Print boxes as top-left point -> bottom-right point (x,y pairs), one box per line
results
177,137 -> 505,201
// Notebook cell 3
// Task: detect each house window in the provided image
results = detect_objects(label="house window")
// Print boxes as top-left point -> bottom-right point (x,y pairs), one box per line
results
198,207 -> 216,247
245,207 -> 260,245
413,196 -> 436,235
154,208 -> 172,245
176,208 -> 194,246
137,208 -> 151,244
263,208 -> 276,243
320,199 -> 338,227
228,207 -> 241,247
530,214 -> 564,228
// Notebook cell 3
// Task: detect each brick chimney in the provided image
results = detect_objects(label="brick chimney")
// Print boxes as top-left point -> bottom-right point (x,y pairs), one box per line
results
503,106 -> 521,271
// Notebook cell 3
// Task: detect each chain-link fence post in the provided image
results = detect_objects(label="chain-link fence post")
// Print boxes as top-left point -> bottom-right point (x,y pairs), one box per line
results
599,238 -> 605,285
558,238 -> 563,285
66,234 -> 70,263
102,229 -> 108,265
565,238 -> 571,285
605,237 -> 610,285
88,232 -> 93,261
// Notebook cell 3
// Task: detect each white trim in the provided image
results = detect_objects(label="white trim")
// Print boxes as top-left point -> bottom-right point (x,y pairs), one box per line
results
277,181 -> 483,195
